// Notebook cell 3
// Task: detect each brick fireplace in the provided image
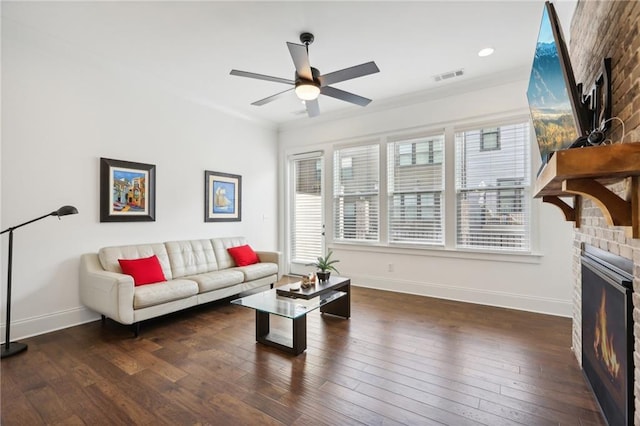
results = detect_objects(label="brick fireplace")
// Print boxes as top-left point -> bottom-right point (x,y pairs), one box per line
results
568,1 -> 640,424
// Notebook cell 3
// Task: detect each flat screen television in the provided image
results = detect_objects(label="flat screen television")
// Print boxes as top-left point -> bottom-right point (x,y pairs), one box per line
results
527,1 -> 590,165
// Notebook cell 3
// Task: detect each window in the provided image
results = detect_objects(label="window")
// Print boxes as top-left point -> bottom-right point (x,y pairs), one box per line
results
291,156 -> 323,263
340,157 -> 353,180
399,143 -> 413,166
480,127 -> 500,151
455,123 -> 530,251
333,144 -> 379,242
397,139 -> 442,166
497,178 -> 523,214
388,135 -> 444,244
325,118 -> 532,254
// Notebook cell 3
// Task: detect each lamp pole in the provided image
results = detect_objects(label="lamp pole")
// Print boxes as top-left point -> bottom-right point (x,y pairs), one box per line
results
1,228 -> 26,358
1,205 -> 78,358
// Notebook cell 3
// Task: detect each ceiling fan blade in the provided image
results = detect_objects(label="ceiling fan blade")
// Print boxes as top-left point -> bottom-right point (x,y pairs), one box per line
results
251,88 -> 294,106
230,70 -> 294,86
305,99 -> 320,117
321,86 -> 372,107
318,61 -> 380,87
286,42 -> 313,80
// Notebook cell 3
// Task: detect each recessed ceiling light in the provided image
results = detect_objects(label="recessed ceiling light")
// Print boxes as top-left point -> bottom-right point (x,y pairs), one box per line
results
478,47 -> 495,57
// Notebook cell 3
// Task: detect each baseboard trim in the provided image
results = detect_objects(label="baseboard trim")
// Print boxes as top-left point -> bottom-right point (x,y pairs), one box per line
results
350,274 -> 572,317
1,306 -> 99,342
1,276 -> 571,341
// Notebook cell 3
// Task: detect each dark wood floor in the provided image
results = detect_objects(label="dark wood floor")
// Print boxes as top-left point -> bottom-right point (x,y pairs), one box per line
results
1,278 -> 604,425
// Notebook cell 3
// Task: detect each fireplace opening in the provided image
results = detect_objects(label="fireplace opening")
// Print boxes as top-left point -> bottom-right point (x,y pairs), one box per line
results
581,244 -> 633,426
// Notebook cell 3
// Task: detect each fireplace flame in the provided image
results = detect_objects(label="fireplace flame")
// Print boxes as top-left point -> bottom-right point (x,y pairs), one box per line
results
593,288 -> 620,379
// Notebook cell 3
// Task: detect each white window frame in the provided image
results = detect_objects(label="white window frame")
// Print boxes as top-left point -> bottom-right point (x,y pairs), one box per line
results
315,114 -> 539,262
454,121 -> 531,252
333,143 -> 380,243
284,150 -> 329,276
387,134 -> 445,246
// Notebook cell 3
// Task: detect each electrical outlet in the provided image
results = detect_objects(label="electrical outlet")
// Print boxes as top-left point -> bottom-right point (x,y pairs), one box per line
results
388,263 -> 394,272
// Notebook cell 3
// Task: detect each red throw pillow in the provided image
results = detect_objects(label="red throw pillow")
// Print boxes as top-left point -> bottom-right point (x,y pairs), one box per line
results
227,244 -> 259,267
118,255 -> 166,286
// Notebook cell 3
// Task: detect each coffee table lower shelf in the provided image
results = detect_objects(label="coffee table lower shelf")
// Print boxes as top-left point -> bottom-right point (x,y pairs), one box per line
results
231,276 -> 351,355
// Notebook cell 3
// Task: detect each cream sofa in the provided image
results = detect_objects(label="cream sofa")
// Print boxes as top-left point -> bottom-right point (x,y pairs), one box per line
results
79,237 -> 280,335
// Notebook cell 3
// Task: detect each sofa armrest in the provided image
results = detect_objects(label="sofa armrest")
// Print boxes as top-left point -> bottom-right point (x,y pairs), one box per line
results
255,250 -> 282,280
79,253 -> 136,324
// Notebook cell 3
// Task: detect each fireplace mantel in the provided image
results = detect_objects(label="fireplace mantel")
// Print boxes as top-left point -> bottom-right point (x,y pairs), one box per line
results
534,143 -> 640,238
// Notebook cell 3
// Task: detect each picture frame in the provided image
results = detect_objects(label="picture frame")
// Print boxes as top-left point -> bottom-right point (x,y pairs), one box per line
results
100,157 -> 156,222
204,170 -> 241,222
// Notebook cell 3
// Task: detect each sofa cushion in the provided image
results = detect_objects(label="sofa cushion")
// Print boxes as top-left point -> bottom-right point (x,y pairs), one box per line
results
211,237 -> 248,270
235,262 -> 278,282
165,239 -> 218,279
227,244 -> 259,266
99,243 -> 173,280
118,255 -> 166,286
185,269 -> 245,293
133,279 -> 199,309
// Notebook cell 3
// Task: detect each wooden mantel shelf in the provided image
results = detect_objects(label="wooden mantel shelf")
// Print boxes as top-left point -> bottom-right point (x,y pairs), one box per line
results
534,142 -> 640,238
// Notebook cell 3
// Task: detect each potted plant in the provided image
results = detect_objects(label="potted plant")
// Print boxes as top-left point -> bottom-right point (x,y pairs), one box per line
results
308,250 -> 340,281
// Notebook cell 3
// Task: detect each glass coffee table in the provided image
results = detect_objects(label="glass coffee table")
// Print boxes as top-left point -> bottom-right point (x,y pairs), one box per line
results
231,276 -> 350,355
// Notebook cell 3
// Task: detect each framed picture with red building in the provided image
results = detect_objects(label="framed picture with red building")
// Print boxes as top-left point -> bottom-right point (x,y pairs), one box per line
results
100,157 -> 156,222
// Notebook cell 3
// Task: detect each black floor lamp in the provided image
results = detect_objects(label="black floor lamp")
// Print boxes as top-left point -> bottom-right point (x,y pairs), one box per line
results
1,205 -> 78,359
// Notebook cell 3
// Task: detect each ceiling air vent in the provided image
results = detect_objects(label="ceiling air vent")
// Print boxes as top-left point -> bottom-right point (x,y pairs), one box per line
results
434,69 -> 464,82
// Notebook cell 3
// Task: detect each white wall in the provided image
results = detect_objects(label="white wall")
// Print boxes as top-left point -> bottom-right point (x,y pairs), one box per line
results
1,18 -> 278,340
279,75 -> 576,317
0,4 -> 576,346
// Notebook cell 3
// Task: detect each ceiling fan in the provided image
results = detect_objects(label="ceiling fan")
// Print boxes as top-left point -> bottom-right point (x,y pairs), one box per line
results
230,32 -> 380,118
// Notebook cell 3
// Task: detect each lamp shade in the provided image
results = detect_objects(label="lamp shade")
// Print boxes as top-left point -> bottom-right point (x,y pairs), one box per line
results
295,82 -> 320,101
53,205 -> 79,217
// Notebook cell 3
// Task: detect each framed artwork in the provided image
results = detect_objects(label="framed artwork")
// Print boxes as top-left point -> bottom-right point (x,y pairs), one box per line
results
204,170 -> 241,222
100,157 -> 156,222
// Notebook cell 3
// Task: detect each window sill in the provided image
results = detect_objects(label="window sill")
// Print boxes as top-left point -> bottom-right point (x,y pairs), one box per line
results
331,242 -> 543,264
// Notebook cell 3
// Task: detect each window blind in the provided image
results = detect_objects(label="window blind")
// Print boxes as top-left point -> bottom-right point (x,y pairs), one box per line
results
291,156 -> 323,263
455,122 -> 531,251
387,135 -> 444,244
333,144 -> 379,242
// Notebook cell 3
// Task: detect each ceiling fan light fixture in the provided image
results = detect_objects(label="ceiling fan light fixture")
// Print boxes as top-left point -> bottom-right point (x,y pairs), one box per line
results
295,82 -> 320,101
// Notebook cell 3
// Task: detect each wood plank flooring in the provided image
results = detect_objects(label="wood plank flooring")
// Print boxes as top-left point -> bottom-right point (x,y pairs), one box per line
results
1,278 -> 604,425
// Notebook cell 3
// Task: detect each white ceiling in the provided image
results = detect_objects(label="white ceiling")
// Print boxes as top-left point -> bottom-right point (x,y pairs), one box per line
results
3,0 -> 577,127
